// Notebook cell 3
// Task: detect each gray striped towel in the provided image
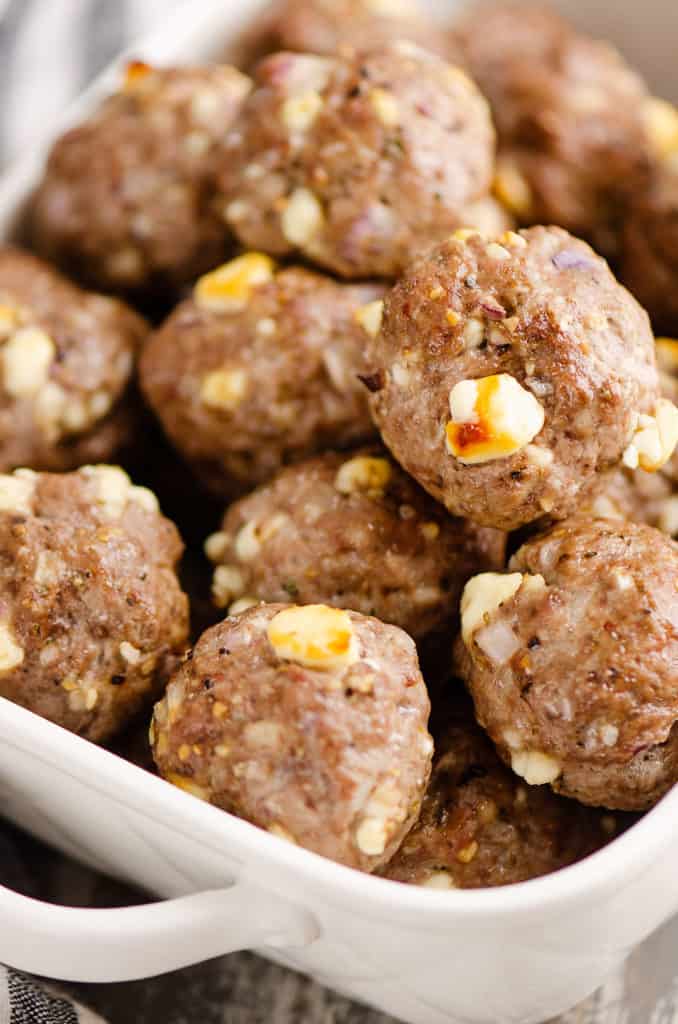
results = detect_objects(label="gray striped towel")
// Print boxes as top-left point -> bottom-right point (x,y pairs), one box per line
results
0,969 -> 105,1024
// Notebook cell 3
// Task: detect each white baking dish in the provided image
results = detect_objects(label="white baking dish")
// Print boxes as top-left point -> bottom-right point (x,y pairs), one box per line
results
1,2 -> 678,1022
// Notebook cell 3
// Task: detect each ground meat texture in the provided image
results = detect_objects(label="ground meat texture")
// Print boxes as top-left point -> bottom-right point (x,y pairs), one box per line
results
457,518 -> 678,811
580,338 -> 678,536
451,3 -> 651,253
204,449 -> 506,638
139,257 -> 383,497
620,164 -> 678,336
217,45 -> 495,279
458,195 -> 514,239
0,248 -> 146,472
382,693 -> 622,888
31,63 -> 252,300
581,467 -> 675,537
151,602 -> 433,870
253,0 -> 447,61
367,226 -> 669,531
0,465 -> 189,743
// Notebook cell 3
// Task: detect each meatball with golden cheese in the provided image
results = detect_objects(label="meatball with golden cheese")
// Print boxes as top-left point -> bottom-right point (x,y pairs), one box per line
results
140,255 -> 383,498
0,465 -> 188,743
218,44 -> 496,278
152,602 -> 433,871
367,226 -> 676,531
383,693 -> 625,888
0,247 -> 146,473
204,448 -> 506,638
457,518 -> 678,811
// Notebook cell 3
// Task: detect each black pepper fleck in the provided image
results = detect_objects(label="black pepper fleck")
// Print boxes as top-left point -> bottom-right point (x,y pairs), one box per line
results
358,371 -> 384,393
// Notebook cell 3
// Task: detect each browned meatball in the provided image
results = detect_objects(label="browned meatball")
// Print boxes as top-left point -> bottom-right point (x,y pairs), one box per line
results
0,465 -> 189,743
204,449 -> 506,637
581,467 -> 674,535
140,255 -> 382,497
151,602 -> 432,870
256,0 -> 446,60
457,518 -> 678,811
31,62 -> 252,299
382,693 -> 623,888
654,337 -> 678,488
218,45 -> 495,278
367,226 -> 673,531
620,163 -> 678,335
0,248 -> 146,472
583,337 -> 678,536
452,3 -> 651,251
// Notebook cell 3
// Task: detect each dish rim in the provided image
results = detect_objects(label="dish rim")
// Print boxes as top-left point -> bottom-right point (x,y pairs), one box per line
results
1,694 -> 674,922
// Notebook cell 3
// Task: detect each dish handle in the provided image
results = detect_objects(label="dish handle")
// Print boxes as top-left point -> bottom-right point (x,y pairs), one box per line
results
0,880 -> 319,982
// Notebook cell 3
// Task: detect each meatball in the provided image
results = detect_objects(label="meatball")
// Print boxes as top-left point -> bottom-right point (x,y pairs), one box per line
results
31,62 -> 252,299
382,693 -> 623,888
641,97 -> 678,165
0,465 -> 189,743
140,255 -> 383,497
366,226 -> 674,531
654,337 -> 678,488
583,337 -> 678,537
204,449 -> 506,637
0,247 -> 146,472
218,45 -> 495,279
254,0 -> 446,60
457,518 -> 678,811
151,602 -> 433,870
452,3 -> 650,251
582,467 -> 674,536
620,163 -> 678,335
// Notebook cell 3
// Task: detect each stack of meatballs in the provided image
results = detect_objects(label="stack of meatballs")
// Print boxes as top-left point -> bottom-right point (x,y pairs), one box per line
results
2,0 -> 678,890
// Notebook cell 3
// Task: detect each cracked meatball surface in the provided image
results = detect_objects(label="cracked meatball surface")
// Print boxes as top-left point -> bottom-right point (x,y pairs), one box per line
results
205,448 -> 506,637
382,693 -> 624,888
218,45 -> 495,278
451,2 -> 651,252
0,465 -> 188,743
367,226 -> 664,531
140,257 -> 382,497
31,63 -> 252,299
457,517 -> 678,811
151,602 -> 432,871
0,247 -> 146,472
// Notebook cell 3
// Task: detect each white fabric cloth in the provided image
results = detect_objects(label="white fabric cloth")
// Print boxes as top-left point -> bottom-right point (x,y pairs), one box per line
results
0,0 -> 183,166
